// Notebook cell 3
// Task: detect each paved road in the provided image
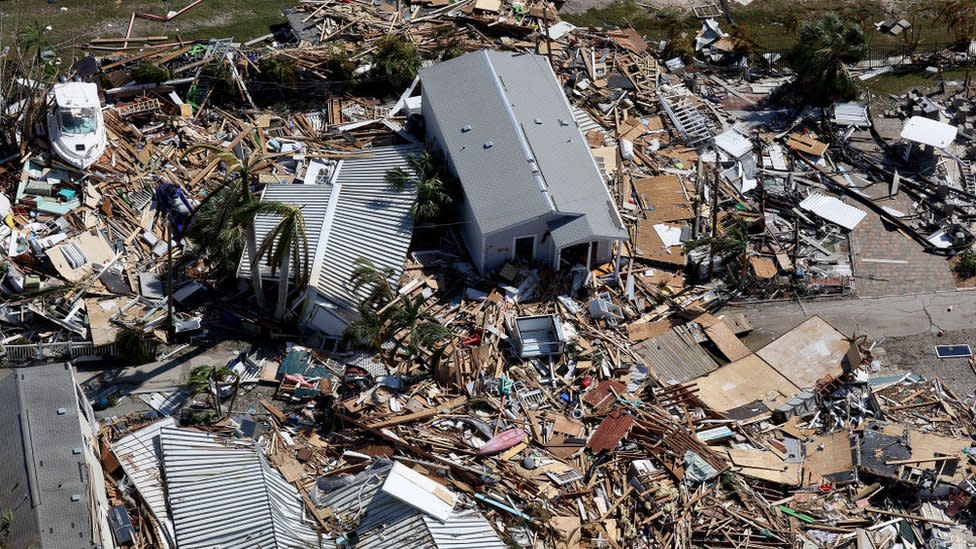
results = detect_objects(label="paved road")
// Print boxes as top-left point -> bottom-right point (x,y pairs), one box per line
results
736,290 -> 976,347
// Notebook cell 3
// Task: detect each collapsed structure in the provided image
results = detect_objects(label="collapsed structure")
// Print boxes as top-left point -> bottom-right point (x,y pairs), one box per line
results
3,0 -> 976,548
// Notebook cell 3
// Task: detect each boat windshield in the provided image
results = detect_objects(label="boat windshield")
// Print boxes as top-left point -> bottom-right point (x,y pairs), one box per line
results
59,107 -> 97,134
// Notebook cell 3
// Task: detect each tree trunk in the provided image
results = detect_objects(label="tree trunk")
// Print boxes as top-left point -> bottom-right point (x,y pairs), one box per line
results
246,224 -> 266,309
274,249 -> 290,321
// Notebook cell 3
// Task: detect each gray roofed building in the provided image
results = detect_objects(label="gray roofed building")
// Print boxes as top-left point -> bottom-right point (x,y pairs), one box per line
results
239,144 -> 419,335
313,459 -> 506,549
420,50 -> 628,274
0,363 -> 112,549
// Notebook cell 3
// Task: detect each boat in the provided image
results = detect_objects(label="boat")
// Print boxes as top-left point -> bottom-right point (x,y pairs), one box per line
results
46,82 -> 106,169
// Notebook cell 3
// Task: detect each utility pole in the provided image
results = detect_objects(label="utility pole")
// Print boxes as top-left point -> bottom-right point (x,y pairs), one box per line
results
166,209 -> 176,341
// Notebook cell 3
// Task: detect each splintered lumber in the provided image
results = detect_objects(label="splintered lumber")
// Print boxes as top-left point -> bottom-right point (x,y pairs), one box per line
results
364,396 -> 468,428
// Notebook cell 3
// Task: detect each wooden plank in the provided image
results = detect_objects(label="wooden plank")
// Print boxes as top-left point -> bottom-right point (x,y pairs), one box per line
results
366,396 -> 468,429
704,320 -> 752,362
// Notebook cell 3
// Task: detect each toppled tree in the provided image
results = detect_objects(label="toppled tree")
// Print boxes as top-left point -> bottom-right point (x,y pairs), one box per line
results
343,258 -> 453,369
370,35 -> 421,93
187,365 -> 239,419
789,13 -> 867,106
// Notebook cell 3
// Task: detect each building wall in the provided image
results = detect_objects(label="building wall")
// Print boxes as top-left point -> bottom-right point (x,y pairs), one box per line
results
422,88 -> 485,273
483,216 -> 556,273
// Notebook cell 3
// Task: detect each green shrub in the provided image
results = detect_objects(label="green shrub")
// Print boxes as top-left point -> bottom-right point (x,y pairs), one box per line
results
955,249 -> 976,278
131,62 -> 172,84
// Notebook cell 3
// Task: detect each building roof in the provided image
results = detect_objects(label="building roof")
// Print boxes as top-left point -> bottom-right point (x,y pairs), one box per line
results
0,363 -> 98,549
240,144 -> 419,312
315,459 -> 506,549
420,50 -> 627,244
110,417 -> 177,548
159,427 -> 322,549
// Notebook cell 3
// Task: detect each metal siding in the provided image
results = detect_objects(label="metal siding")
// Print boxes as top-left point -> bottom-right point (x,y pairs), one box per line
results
631,328 -> 719,384
798,193 -> 868,230
111,418 -> 177,547
321,145 -> 419,310
239,183 -> 332,280
423,512 -> 509,549
316,461 -> 505,549
239,145 -> 419,316
160,427 -> 322,549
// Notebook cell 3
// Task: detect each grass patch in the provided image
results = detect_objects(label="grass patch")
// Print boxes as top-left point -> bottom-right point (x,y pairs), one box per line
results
861,68 -> 973,96
564,0 -> 956,53
0,0 -> 293,50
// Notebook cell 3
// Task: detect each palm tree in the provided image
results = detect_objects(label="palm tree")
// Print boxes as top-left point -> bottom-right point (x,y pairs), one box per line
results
187,365 -> 239,418
387,294 -> 453,365
182,145 -> 270,306
789,13 -> 867,106
371,35 -> 422,92
247,202 -> 311,321
385,152 -> 453,222
343,301 -> 388,350
348,257 -> 396,307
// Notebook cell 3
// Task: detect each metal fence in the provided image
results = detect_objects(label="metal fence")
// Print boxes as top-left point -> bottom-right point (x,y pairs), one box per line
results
754,42 -> 967,71
0,341 -> 122,363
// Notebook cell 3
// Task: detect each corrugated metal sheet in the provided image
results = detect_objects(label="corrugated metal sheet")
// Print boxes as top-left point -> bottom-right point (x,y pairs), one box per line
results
316,460 -> 505,549
240,144 -> 419,313
572,105 -> 603,135
238,182 -> 332,280
159,427 -> 322,549
111,417 -> 177,548
587,410 -> 635,452
799,193 -> 867,230
319,144 -> 419,310
631,327 -> 718,384
423,511 -> 508,549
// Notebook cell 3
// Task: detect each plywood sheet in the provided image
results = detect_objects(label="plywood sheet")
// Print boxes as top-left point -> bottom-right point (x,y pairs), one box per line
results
85,298 -> 122,346
804,431 -> 853,486
756,316 -> 848,389
632,175 -> 693,223
634,218 -> 686,266
728,448 -> 801,486
693,354 -> 799,415
705,320 -> 752,362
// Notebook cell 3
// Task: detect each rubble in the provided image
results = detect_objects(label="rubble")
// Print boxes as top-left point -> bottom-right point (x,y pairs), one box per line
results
3,0 -> 976,548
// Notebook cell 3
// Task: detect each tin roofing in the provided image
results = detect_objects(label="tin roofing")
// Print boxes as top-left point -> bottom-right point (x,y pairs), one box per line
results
799,193 -> 867,231
315,459 -> 506,549
159,427 -> 322,549
240,144 -> 419,312
587,410 -> 635,453
110,417 -> 177,548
